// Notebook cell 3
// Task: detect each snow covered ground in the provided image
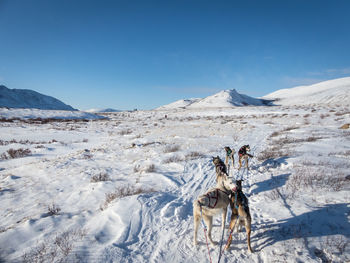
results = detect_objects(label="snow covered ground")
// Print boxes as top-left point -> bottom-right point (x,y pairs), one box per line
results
0,105 -> 349,262
0,108 -> 104,120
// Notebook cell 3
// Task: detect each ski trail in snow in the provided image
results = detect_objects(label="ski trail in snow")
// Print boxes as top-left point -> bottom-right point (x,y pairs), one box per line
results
93,129 -> 272,262
102,159 -> 217,263
107,149 -> 269,263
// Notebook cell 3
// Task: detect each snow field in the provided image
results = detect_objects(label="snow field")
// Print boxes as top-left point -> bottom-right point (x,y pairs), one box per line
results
0,105 -> 349,262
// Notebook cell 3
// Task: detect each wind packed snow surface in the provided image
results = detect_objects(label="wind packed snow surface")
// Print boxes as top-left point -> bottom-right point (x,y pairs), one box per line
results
0,105 -> 349,262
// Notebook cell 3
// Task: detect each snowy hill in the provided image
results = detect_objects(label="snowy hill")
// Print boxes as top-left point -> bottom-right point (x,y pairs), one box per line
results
156,98 -> 201,110
263,77 -> 350,106
0,85 -> 76,111
187,89 -> 269,108
157,89 -> 270,110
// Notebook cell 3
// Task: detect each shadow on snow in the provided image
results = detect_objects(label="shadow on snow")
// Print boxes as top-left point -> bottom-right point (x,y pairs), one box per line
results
251,173 -> 291,195
254,203 -> 350,252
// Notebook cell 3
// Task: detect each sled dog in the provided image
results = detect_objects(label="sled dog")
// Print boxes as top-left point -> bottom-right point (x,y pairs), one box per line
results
212,156 -> 228,181
193,173 -> 237,246
224,146 -> 235,170
238,145 -> 253,170
226,180 -> 253,252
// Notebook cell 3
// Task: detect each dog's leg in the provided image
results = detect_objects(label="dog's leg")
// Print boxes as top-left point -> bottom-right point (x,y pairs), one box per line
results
245,217 -> 253,253
225,155 -> 229,169
225,155 -> 230,176
225,210 -> 238,250
231,155 -> 235,169
203,215 -> 215,245
221,207 -> 227,233
238,157 -> 242,170
193,203 -> 201,246
245,156 -> 249,170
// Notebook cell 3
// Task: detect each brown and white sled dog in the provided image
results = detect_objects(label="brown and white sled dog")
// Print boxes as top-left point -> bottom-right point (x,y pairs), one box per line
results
193,171 -> 237,246
224,146 -> 235,170
238,145 -> 254,170
225,180 -> 253,252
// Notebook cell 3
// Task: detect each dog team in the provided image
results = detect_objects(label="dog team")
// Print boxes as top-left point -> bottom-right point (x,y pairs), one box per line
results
224,144 -> 254,171
193,145 -> 254,253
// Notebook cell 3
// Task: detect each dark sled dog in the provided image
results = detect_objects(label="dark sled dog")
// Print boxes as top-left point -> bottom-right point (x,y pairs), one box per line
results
224,146 -> 235,170
238,145 -> 253,170
225,180 -> 253,252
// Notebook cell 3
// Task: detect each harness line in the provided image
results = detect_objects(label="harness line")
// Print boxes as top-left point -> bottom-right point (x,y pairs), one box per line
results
221,191 -> 239,256
199,204 -> 213,263
221,214 -> 240,256
217,215 -> 226,263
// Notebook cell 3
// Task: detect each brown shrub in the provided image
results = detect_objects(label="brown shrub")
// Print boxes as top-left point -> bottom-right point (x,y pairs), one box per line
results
118,129 -> 132,135
90,173 -> 111,182
163,145 -> 180,153
47,203 -> 61,216
1,148 -> 32,159
22,228 -> 86,263
162,155 -> 184,163
185,151 -> 205,160
340,123 -> 350,129
101,185 -> 155,210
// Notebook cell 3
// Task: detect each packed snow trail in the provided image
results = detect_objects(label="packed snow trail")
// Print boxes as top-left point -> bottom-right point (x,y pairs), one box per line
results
92,133 -> 269,262
95,159 -> 218,262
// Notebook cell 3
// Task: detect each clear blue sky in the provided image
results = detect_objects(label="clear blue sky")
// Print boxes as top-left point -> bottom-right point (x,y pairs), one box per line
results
1,0 -> 350,110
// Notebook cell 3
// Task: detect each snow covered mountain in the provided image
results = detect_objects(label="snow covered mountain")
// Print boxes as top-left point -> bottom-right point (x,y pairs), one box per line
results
188,89 -> 269,108
0,85 -> 76,111
263,77 -> 350,106
157,89 -> 270,110
156,98 -> 201,110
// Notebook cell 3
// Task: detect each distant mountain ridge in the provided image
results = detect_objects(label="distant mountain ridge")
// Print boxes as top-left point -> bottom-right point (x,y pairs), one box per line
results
85,108 -> 122,113
263,77 -> 350,106
157,77 -> 350,110
157,89 -> 271,110
0,85 -> 76,111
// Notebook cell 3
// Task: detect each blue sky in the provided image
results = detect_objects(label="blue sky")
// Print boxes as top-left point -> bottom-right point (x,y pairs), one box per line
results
1,0 -> 350,110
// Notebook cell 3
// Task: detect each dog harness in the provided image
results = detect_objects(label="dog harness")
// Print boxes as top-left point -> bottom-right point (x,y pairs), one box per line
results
205,189 -> 219,208
199,188 -> 232,209
238,146 -> 247,157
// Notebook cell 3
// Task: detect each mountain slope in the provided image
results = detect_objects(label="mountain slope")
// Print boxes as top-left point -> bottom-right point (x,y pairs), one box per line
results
156,98 -> 201,110
188,89 -> 267,108
0,85 -> 76,111
263,77 -> 350,106
157,89 -> 269,110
